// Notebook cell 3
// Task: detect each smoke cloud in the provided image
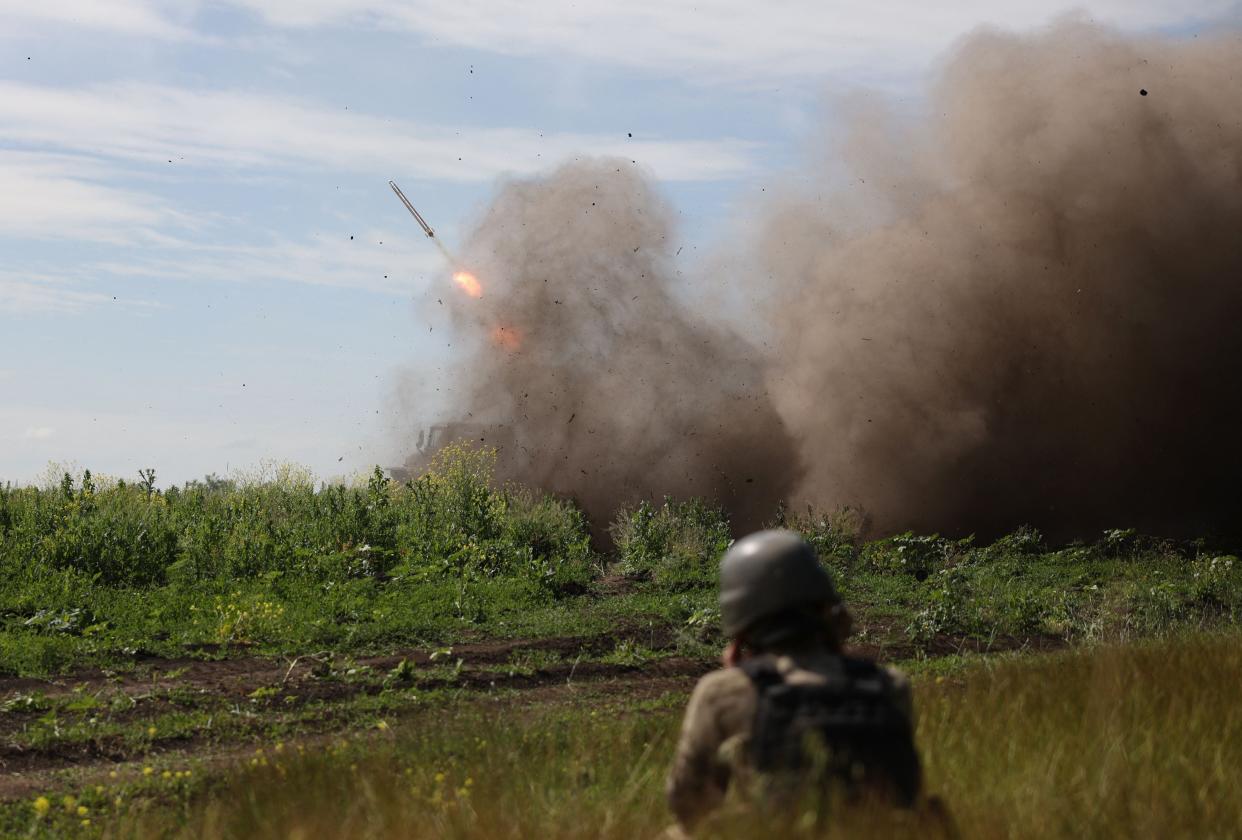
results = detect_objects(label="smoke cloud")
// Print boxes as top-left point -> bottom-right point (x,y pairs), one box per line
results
417,161 -> 802,532
404,20 -> 1242,540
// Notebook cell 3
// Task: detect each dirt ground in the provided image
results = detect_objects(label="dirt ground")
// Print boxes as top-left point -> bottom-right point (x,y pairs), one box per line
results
0,628 -> 1065,801
0,633 -> 710,800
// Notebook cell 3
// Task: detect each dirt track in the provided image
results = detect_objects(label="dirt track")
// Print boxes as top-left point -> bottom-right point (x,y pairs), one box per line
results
0,629 -> 1066,801
0,632 -> 695,701
0,634 -> 714,800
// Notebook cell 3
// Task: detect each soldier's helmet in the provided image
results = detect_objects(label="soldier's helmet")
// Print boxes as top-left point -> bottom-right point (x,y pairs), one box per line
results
719,530 -> 838,639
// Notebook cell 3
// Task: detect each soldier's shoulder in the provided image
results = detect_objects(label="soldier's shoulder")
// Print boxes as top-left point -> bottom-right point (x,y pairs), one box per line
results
685,667 -> 757,717
691,665 -> 755,698
684,666 -> 760,736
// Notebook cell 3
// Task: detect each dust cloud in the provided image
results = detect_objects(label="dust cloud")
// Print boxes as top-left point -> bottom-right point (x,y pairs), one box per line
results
410,161 -> 802,532
402,20 -> 1242,539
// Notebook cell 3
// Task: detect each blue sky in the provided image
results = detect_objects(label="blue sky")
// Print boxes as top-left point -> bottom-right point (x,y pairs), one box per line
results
2,0 -> 1237,486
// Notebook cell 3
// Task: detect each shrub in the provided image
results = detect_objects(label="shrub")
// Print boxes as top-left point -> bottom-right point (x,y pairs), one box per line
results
391,443 -> 595,595
395,443 -> 509,580
981,525 -> 1044,558
0,450 -> 595,599
502,489 -> 595,595
776,505 -> 864,570
864,532 -> 955,580
1191,555 -> 1240,611
906,567 -> 971,642
35,482 -> 179,587
610,498 -> 731,588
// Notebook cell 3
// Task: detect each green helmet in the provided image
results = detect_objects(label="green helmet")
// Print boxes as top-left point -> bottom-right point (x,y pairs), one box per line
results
719,530 -> 837,639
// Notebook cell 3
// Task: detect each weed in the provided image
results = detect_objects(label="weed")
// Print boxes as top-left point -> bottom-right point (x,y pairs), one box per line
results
383,658 -> 417,688
610,498 -> 731,588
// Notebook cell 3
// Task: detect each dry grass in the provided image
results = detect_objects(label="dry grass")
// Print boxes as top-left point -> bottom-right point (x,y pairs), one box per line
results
921,633 -> 1242,838
108,633 -> 1242,839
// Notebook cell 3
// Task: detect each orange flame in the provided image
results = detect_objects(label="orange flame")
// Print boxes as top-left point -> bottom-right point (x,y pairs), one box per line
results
453,270 -> 483,298
492,326 -> 522,352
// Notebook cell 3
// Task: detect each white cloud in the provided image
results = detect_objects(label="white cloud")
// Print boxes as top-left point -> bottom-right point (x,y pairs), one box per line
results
0,79 -> 756,309
0,267 -> 162,313
0,81 -> 759,183
3,224 -> 453,314
0,275 -> 113,313
3,226 -> 437,314
0,0 -> 195,39
4,1 -> 1232,85
23,426 -> 56,441
92,228 -> 446,295
0,152 -> 177,243
223,0 -> 1241,84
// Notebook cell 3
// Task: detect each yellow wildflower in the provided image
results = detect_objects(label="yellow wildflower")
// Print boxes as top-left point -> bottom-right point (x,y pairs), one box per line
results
33,796 -> 51,817
147,726 -> 157,737
81,819 -> 92,828
143,766 -> 154,776
77,805 -> 89,817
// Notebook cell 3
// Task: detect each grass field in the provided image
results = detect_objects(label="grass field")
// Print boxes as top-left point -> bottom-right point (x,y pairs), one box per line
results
2,448 -> 1241,837
6,633 -> 1240,838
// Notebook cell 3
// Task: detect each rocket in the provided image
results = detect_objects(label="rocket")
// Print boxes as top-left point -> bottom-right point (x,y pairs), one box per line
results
389,180 -> 435,238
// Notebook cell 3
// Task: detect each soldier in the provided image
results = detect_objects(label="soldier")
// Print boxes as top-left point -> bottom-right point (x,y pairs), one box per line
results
666,529 -> 922,835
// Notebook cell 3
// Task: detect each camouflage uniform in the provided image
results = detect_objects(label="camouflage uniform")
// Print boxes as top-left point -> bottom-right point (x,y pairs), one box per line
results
666,642 -> 913,832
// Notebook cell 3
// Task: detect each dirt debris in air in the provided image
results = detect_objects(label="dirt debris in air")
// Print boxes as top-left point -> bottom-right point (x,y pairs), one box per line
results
399,22 -> 1242,543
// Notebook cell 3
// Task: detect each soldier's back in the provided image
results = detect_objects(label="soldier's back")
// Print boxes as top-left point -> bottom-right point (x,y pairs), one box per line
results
667,645 -> 914,827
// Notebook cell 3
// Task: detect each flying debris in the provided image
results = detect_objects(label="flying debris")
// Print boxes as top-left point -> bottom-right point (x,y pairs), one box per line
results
389,180 -> 435,238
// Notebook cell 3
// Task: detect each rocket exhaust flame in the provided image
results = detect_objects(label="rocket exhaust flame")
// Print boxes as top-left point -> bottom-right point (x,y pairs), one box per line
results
453,271 -> 483,299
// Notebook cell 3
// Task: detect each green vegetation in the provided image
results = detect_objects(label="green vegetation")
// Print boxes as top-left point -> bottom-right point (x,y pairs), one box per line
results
611,497 -> 732,588
2,448 -> 1241,677
3,446 -> 1242,837
8,633 -> 1240,838
0,446 -> 598,675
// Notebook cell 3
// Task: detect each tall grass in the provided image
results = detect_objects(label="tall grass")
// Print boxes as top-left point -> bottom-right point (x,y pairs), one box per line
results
103,633 -> 1242,839
921,632 -> 1242,837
